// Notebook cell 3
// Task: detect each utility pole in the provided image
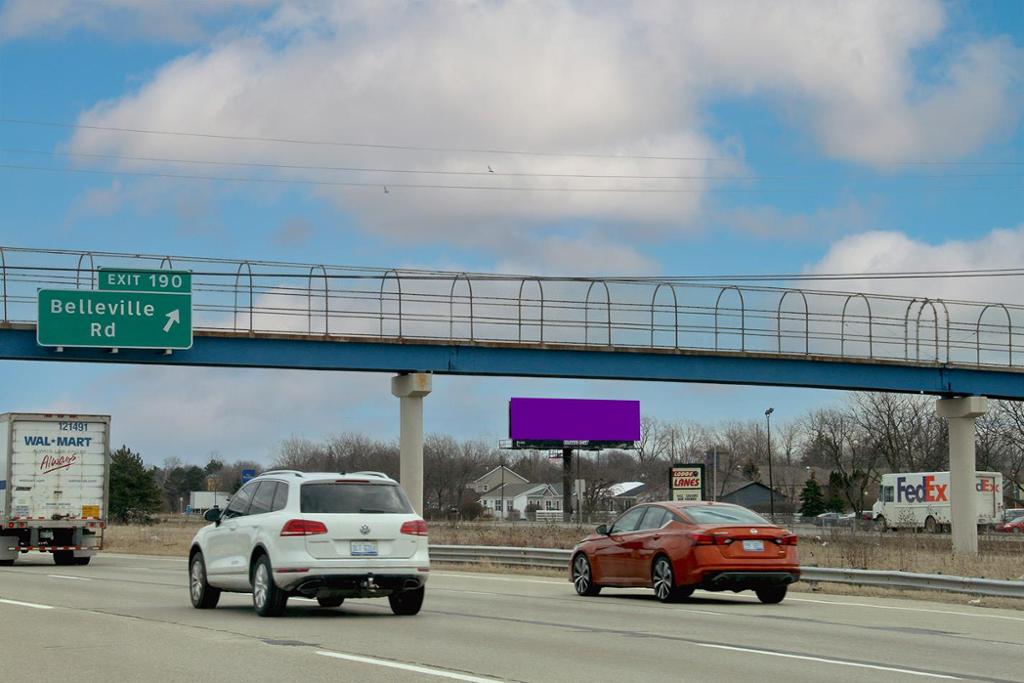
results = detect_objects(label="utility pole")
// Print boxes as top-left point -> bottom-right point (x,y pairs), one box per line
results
562,447 -> 573,523
765,407 -> 775,518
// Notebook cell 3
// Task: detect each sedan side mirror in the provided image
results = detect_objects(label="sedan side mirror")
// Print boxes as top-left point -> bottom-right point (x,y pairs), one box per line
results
595,524 -> 609,535
204,508 -> 222,524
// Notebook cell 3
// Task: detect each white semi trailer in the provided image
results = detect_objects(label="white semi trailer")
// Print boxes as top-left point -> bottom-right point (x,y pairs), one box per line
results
872,471 -> 1003,533
0,413 -> 110,566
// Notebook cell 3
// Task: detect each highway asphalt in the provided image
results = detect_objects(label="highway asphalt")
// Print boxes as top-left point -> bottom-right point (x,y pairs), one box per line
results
0,553 -> 1021,682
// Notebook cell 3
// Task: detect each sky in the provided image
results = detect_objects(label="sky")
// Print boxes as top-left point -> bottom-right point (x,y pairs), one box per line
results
0,0 -> 1022,466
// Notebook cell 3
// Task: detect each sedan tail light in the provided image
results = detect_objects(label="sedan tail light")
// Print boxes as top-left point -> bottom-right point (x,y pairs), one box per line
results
400,519 -> 428,536
280,519 -> 328,536
776,534 -> 798,546
687,531 -> 719,545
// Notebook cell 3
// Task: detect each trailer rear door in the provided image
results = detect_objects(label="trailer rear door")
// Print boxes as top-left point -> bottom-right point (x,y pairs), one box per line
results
9,419 -> 108,521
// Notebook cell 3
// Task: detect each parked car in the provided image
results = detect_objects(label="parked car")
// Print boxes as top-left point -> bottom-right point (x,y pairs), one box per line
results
188,470 -> 429,617
569,501 -> 799,604
836,512 -> 858,527
995,509 -> 1024,533
813,512 -> 842,527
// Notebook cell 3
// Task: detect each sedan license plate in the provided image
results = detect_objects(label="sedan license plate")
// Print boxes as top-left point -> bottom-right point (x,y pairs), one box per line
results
742,540 -> 764,552
350,541 -> 378,557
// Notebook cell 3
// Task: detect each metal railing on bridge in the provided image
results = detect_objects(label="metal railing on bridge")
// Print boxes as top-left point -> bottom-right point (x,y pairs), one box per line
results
1,246 -> 1021,369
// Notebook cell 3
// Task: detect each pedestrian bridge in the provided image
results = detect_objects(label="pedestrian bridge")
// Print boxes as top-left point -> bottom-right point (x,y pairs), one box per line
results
0,246 -> 1022,399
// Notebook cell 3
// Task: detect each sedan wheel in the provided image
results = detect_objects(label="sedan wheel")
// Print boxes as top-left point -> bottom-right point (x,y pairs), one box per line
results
189,553 -> 220,609
571,554 -> 601,597
652,557 -> 689,603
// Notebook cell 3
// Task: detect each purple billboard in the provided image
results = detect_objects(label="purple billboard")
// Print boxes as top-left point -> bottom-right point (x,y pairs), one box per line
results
509,398 -> 641,443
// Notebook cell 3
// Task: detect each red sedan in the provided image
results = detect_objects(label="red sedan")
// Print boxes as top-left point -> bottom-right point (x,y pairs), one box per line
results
570,501 -> 800,604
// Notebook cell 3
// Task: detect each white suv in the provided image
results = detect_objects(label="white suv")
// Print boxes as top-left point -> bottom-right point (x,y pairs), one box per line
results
188,470 -> 429,617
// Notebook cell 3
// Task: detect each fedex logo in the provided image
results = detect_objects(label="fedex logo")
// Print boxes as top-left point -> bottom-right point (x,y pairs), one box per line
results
976,479 -> 1000,493
896,476 -> 948,503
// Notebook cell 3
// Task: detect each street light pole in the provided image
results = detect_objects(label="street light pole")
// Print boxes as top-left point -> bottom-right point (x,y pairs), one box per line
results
765,407 -> 775,519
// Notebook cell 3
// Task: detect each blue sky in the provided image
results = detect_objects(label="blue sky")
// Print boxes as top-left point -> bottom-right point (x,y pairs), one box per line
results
0,1 -> 1022,465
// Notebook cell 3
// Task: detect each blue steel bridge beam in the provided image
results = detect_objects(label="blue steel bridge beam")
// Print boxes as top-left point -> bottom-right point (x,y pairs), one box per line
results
1,326 -> 1023,400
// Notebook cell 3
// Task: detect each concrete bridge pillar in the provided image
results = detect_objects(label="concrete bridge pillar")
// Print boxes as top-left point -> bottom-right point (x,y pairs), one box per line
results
391,372 -> 432,516
936,396 -> 988,555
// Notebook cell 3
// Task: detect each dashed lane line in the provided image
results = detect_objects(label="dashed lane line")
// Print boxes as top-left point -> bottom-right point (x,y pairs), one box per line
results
315,650 -> 507,683
0,598 -> 56,610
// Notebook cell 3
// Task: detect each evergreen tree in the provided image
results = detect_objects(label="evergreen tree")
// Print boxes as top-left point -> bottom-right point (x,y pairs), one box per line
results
826,471 -> 847,512
109,445 -> 161,522
798,476 -> 827,516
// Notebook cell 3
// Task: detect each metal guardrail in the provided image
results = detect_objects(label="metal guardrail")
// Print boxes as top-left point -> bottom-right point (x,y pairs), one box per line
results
2,246 -> 1023,369
429,544 -> 1024,599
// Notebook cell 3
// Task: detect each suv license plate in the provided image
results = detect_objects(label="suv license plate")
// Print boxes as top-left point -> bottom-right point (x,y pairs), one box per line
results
351,541 -> 378,557
742,540 -> 764,552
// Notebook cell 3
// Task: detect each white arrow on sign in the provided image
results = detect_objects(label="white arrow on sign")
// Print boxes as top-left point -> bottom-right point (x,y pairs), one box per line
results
163,309 -> 180,333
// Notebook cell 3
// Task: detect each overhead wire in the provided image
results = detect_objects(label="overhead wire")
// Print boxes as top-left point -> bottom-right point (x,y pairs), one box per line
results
2,148 -> 1021,181
2,117 -> 1022,166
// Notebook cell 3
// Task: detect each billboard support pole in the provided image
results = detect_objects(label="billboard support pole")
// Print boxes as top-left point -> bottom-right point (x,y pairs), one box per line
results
562,447 -> 573,524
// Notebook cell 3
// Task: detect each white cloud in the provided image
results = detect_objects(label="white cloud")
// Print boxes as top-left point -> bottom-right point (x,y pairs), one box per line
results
54,1 -> 1022,253
807,226 -> 1024,304
0,0 -> 275,43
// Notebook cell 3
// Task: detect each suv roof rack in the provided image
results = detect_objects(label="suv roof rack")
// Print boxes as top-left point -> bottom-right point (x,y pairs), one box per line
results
348,471 -> 390,479
259,470 -> 304,478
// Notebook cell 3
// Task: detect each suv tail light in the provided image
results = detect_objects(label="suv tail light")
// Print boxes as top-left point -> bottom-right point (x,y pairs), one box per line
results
777,534 -> 798,546
400,519 -> 428,536
280,519 -> 328,537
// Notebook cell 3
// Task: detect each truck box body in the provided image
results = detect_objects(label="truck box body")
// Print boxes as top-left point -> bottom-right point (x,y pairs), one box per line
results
872,471 -> 1003,531
189,491 -> 230,512
0,413 -> 110,564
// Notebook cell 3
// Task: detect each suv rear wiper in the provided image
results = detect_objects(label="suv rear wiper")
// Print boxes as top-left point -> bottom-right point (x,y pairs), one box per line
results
359,508 -> 395,514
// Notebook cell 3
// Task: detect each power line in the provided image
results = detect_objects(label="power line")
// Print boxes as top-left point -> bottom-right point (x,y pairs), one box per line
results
0,164 -> 714,193
2,164 -> 1019,194
0,118 -> 726,162
4,117 -> 1022,166
4,148 -> 1020,181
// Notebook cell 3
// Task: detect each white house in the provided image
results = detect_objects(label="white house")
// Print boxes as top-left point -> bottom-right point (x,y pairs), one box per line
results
469,465 -> 529,494
479,482 -> 563,520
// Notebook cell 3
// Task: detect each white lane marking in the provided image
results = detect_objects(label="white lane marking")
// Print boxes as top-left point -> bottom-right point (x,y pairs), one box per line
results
0,598 -> 56,610
316,650 -> 503,682
433,571 -> 563,586
787,597 -> 1024,623
102,553 -> 186,563
48,574 -> 91,581
437,571 -> 1024,623
695,642 -> 961,680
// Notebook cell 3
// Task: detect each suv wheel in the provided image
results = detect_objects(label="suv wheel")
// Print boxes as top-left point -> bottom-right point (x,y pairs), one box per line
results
252,555 -> 288,617
388,586 -> 424,616
189,552 -> 221,609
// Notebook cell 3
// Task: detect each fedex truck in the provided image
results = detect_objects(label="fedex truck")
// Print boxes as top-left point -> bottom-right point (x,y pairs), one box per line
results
0,413 -> 110,566
872,471 -> 1003,533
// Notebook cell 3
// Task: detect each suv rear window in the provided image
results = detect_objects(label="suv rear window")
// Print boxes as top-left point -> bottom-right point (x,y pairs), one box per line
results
300,482 -> 414,514
682,506 -> 770,525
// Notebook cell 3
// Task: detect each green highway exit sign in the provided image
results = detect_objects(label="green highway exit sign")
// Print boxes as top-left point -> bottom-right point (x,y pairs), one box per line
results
37,268 -> 193,349
98,268 -> 191,294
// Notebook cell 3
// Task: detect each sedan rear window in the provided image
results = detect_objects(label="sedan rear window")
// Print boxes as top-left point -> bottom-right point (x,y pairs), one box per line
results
683,506 -> 770,525
300,482 -> 413,514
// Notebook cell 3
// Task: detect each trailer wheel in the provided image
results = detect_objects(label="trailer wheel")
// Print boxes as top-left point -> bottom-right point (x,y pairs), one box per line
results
0,559 -> 14,567
924,516 -> 938,534
73,556 -> 91,566
53,550 -> 76,566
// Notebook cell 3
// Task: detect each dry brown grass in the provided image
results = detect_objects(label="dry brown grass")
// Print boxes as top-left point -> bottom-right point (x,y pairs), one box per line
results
103,519 -> 203,556
104,519 -> 1024,582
